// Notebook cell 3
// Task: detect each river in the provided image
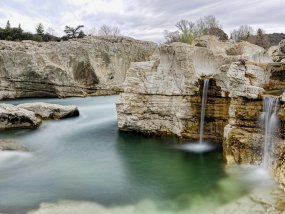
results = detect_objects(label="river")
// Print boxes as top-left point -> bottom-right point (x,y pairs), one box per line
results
0,96 -> 275,214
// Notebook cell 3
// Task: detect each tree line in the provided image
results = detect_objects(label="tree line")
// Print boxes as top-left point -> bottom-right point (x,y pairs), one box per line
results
0,18 -> 284,48
164,15 -> 284,49
0,21 -> 121,42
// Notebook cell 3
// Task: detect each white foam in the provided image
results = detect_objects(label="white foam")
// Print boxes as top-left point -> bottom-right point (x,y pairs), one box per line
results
177,142 -> 216,153
0,151 -> 32,165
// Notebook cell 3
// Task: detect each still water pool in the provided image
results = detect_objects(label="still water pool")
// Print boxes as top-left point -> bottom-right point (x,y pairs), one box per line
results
0,96 -> 274,214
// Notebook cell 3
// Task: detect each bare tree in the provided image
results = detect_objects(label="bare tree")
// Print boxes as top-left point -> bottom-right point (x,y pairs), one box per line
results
230,25 -> 254,41
98,25 -> 120,36
175,20 -> 195,34
164,30 -> 180,43
164,15 -> 224,44
195,15 -> 221,36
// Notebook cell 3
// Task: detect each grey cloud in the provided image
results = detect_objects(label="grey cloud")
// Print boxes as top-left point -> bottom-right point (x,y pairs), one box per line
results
0,0 -> 284,41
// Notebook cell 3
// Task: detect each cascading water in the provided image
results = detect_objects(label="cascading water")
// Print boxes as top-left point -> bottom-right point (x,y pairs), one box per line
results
199,79 -> 209,144
178,79 -> 215,153
260,97 -> 280,168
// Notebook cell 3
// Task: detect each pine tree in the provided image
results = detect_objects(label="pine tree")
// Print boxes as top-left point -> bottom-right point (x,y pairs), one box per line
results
64,25 -> 84,38
5,20 -> 11,29
18,24 -> 23,33
36,23 -> 44,35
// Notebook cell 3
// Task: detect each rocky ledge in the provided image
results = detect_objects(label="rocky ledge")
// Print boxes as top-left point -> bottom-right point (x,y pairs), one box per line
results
18,102 -> 79,119
0,102 -> 79,130
116,36 -> 285,190
0,36 -> 157,100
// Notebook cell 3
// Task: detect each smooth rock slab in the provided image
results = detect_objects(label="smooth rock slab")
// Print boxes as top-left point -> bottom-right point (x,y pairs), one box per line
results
0,104 -> 41,129
18,102 -> 79,119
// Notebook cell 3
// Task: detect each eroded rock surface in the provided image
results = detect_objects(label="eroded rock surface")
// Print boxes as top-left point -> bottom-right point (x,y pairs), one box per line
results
0,36 -> 157,100
117,36 -> 271,142
0,104 -> 41,129
18,102 -> 79,119
0,102 -> 79,130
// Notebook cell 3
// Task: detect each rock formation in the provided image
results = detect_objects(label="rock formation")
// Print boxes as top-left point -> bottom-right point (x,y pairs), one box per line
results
117,36 -> 272,141
18,102 -> 79,119
116,37 -> 285,190
0,36 -> 157,100
0,102 -> 79,130
0,103 -> 41,129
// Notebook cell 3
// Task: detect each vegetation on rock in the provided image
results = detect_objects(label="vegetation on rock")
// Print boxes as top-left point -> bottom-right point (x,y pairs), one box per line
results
164,15 -> 224,44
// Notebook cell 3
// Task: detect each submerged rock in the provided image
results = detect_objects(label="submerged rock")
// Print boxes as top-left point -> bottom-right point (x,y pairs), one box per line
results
0,104 -> 41,129
18,102 -> 79,119
0,139 -> 29,152
214,185 -> 285,214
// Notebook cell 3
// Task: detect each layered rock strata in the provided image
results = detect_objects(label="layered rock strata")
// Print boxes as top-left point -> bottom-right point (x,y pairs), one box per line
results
117,36 -> 272,142
116,37 -> 285,189
0,36 -> 156,99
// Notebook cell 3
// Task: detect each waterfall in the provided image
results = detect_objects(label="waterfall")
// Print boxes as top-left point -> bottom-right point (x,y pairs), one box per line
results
199,79 -> 209,144
260,97 -> 280,168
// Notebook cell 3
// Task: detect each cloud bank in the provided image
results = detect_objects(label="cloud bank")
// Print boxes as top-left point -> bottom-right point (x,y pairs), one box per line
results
0,0 -> 284,42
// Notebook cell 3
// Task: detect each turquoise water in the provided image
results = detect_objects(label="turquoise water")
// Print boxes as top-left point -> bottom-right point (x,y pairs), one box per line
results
0,96 -> 272,214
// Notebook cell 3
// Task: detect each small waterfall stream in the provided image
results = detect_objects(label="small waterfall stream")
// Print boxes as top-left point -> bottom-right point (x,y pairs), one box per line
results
199,79 -> 209,144
260,97 -> 280,168
178,79 -> 214,153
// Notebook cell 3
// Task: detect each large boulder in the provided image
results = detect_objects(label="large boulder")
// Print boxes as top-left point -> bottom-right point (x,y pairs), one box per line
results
0,104 -> 41,129
18,102 -> 79,119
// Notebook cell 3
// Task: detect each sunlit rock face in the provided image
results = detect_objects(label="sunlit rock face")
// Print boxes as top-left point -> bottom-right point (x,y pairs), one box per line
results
116,36 -> 270,142
223,98 -> 264,165
0,36 -> 157,99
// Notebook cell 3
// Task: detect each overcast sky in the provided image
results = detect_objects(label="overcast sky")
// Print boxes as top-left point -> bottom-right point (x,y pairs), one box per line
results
0,0 -> 284,42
